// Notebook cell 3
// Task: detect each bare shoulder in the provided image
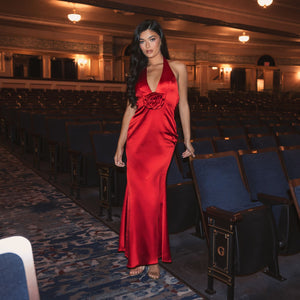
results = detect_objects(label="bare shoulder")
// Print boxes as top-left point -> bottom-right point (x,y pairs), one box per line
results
168,60 -> 187,79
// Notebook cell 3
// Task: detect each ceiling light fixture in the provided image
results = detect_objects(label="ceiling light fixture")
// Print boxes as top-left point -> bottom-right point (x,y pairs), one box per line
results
257,0 -> 273,8
238,32 -> 250,43
68,9 -> 81,23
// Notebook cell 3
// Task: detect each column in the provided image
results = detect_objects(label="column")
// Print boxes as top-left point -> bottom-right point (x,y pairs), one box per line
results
43,56 -> 51,79
264,70 -> 274,91
198,64 -> 209,97
99,35 -> 113,81
245,68 -> 256,91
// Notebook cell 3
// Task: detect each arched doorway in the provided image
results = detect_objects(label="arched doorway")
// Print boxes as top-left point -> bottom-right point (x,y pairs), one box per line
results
257,55 -> 276,67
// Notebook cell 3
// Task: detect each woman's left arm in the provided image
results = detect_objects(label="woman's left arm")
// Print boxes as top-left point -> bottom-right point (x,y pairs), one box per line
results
176,62 -> 195,158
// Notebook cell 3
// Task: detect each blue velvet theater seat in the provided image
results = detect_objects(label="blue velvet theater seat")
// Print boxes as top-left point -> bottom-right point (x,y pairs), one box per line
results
276,132 -> 300,147
192,126 -> 221,139
192,118 -> 217,127
213,135 -> 249,152
248,133 -> 278,150
190,151 -> 282,299
279,145 -> 300,180
0,236 -> 40,300
245,125 -> 271,135
239,148 -> 300,254
220,125 -> 246,137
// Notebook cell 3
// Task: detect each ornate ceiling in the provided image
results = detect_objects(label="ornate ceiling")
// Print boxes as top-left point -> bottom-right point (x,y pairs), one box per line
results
0,0 -> 299,59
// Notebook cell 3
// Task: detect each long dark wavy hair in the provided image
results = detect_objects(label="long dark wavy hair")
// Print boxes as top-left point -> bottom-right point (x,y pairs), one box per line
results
127,19 -> 170,107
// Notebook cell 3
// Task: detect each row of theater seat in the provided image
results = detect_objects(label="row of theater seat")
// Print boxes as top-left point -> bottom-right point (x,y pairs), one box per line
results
1,88 -> 300,299
175,99 -> 300,297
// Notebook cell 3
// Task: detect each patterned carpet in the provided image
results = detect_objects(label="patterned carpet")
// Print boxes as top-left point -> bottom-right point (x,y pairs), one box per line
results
0,144 -> 203,299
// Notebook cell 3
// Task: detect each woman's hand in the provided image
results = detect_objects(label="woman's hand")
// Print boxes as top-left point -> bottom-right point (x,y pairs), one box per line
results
114,147 -> 126,167
182,140 -> 195,158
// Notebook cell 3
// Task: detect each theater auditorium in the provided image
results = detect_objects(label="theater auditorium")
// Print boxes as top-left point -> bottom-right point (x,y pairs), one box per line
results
0,1 -> 299,299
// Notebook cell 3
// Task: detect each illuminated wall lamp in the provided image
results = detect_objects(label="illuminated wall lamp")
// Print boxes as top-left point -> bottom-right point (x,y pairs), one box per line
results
238,32 -> 250,43
257,0 -> 273,8
78,58 -> 88,66
68,10 -> 81,23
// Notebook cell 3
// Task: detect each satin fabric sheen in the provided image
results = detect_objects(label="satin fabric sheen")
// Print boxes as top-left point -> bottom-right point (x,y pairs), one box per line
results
119,58 -> 179,268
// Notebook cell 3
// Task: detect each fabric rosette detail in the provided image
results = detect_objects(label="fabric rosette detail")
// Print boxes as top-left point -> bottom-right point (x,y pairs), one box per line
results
143,92 -> 165,110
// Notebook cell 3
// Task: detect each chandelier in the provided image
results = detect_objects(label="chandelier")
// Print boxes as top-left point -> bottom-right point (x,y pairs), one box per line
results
257,0 -> 273,8
68,10 -> 81,23
238,32 -> 250,43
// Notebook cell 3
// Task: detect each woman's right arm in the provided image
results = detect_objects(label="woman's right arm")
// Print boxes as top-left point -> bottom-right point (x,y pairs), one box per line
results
114,102 -> 136,167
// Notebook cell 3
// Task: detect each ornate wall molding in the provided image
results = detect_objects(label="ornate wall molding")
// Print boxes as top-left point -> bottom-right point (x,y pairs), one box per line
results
0,34 -> 99,55
277,57 -> 300,66
208,53 -> 257,65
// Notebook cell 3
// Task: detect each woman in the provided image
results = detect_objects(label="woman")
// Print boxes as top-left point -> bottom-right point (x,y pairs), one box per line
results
114,19 -> 194,279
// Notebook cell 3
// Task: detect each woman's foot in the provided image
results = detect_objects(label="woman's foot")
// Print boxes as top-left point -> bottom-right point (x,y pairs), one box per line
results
129,265 -> 145,276
148,264 -> 160,279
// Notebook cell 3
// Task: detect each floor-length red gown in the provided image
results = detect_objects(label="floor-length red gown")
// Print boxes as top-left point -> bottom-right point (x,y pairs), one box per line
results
119,58 -> 179,268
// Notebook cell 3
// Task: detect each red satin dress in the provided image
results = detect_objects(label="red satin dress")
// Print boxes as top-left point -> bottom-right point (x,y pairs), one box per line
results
119,58 -> 179,268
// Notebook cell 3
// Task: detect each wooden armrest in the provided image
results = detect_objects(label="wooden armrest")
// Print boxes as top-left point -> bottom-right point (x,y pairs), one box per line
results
289,178 -> 300,188
206,206 -> 242,223
96,162 -> 114,169
257,193 -> 290,205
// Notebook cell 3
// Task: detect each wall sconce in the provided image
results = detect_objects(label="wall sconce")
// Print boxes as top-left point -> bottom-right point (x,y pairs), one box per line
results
224,67 -> 232,73
212,67 -> 218,70
78,58 -> 88,66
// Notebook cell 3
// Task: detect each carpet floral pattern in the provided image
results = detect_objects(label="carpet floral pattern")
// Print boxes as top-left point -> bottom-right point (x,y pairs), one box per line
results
0,145 -> 202,299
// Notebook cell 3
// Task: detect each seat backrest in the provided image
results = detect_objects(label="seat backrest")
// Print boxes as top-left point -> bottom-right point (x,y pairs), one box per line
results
192,118 -> 217,127
260,117 -> 280,126
166,154 -> 190,185
192,126 -> 220,138
220,125 -> 246,137
270,124 -> 294,134
239,148 -> 290,200
217,118 -> 240,127
245,125 -> 271,135
31,113 -> 47,136
276,132 -> 300,147
19,110 -> 32,131
90,131 -> 119,165
46,116 -> 73,144
0,236 -> 40,300
192,138 -> 215,155
213,135 -> 249,152
66,121 -> 102,154
176,138 -> 215,178
279,146 -> 300,180
248,133 -> 278,150
190,151 -> 252,213
239,117 -> 261,126
102,121 -> 121,132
